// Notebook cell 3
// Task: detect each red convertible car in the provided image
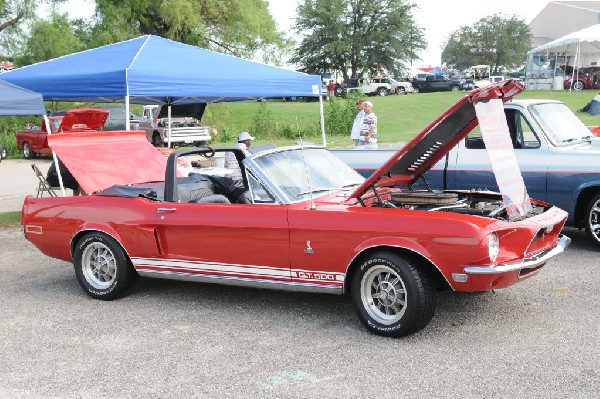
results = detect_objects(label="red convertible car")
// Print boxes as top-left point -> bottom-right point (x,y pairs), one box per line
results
22,80 -> 570,337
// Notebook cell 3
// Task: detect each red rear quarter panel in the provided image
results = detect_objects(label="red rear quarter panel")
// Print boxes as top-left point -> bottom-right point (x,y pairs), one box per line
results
22,195 -> 159,262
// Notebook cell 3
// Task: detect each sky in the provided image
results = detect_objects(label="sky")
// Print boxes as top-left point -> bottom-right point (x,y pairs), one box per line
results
46,0 -> 553,67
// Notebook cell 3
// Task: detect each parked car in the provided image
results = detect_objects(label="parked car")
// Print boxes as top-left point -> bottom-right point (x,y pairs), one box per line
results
16,109 -> 109,159
564,67 -> 600,90
21,80 -> 569,338
139,104 -> 212,147
410,74 -> 466,92
345,78 -> 392,96
371,77 -> 415,94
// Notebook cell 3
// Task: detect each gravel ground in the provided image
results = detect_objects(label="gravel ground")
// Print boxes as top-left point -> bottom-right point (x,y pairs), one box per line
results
0,225 -> 598,398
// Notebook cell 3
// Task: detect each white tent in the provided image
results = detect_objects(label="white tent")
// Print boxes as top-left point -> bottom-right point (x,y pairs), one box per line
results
527,24 -> 600,90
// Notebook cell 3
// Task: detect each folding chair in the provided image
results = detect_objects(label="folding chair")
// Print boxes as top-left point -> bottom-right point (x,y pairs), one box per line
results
31,163 -> 58,197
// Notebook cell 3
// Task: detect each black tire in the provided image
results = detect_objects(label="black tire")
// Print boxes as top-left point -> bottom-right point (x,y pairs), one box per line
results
152,132 -> 164,147
335,86 -> 344,96
23,142 -> 35,159
573,81 -> 585,91
450,85 -> 460,91
0,146 -> 6,159
398,87 -> 406,95
584,193 -> 600,247
73,232 -> 137,300
377,87 -> 388,96
350,252 -> 436,337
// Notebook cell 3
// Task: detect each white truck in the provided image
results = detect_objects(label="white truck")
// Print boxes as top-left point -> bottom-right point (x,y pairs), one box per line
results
345,78 -> 392,96
139,104 -> 213,147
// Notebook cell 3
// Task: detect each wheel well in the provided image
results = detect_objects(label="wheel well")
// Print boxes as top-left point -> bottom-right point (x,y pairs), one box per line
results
574,187 -> 600,228
70,229 -> 132,267
344,246 -> 451,294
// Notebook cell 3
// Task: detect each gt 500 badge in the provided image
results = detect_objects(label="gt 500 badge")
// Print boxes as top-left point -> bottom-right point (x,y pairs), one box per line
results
296,271 -> 335,281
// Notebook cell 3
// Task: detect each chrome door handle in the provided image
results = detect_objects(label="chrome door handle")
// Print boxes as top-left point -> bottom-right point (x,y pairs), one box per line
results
157,207 -> 177,214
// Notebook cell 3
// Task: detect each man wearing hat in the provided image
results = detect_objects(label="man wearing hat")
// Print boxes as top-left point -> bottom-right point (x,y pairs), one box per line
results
357,101 -> 377,148
350,99 -> 366,145
224,131 -> 255,181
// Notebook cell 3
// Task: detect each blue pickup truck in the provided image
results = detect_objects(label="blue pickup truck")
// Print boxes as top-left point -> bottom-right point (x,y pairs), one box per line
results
333,98 -> 600,247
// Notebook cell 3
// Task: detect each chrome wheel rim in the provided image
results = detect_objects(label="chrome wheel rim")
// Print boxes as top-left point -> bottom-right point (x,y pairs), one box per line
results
81,242 -> 117,289
23,143 -> 30,158
361,265 -> 407,325
589,198 -> 600,242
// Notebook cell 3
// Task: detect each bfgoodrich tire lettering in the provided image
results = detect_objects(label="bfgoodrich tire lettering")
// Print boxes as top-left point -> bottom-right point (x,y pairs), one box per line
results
73,232 -> 136,300
350,252 -> 435,337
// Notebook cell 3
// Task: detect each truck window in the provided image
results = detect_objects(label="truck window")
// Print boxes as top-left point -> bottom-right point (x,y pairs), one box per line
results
465,110 -> 540,150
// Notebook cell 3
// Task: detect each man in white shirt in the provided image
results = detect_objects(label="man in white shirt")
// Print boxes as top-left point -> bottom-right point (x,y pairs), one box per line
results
350,99 -> 366,145
224,131 -> 254,181
357,101 -> 377,148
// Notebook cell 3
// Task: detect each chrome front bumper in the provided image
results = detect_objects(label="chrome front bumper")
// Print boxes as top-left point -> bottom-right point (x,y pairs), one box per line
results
463,235 -> 571,275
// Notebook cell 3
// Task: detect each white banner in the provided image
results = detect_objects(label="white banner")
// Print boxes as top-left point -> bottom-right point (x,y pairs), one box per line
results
474,99 -> 533,220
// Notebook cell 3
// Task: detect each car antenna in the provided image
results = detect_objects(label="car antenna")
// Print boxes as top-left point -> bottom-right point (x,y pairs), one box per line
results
297,123 -> 316,210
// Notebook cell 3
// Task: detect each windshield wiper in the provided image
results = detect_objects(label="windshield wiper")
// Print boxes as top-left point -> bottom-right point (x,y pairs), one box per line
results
299,183 -> 362,195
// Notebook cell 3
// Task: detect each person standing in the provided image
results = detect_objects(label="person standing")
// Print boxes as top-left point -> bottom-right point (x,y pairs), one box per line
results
328,80 -> 335,100
350,99 -> 366,145
224,131 -> 254,182
357,101 -> 377,148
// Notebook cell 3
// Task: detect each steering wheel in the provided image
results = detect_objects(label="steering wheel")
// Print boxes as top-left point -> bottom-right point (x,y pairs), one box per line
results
199,146 -> 215,158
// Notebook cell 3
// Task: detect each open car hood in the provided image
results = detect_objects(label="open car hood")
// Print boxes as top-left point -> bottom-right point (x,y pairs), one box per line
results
157,103 -> 206,120
48,130 -> 167,194
350,79 -> 524,199
58,108 -> 110,131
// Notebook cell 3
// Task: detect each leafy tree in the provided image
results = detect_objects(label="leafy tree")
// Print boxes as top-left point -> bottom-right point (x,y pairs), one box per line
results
16,11 -> 85,66
442,14 -> 531,73
291,0 -> 425,81
89,0 -> 290,62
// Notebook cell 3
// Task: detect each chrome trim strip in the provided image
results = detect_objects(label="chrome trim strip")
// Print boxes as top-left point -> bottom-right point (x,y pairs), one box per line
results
464,234 -> 570,275
137,269 -> 343,295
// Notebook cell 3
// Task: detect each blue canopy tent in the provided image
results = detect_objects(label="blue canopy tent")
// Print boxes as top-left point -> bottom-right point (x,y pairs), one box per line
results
0,80 -> 45,116
0,35 -> 325,144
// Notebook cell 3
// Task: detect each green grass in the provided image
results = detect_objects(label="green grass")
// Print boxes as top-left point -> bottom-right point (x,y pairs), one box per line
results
0,211 -> 21,229
203,89 -> 599,147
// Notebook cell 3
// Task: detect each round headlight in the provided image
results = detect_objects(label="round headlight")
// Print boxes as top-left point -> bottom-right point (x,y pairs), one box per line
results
488,232 -> 499,263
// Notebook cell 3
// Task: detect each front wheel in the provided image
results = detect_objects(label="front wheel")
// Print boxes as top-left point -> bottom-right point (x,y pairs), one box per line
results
398,87 -> 406,95
450,85 -> 460,91
0,146 -> 6,159
573,81 -> 585,91
152,132 -> 164,147
23,142 -> 35,159
350,252 -> 436,337
377,87 -> 388,96
584,193 -> 600,247
73,232 -> 137,300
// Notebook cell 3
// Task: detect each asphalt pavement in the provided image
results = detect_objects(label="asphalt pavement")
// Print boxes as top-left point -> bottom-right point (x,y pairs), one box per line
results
0,158 -> 55,212
1,157 -> 599,398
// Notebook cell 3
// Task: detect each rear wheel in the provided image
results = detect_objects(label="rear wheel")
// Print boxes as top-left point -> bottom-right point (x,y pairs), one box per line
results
398,87 -> 406,95
377,87 -> 388,96
350,252 -> 436,337
450,85 -> 460,91
73,232 -> 137,300
584,193 -> 600,247
23,142 -> 35,159
0,146 -> 6,159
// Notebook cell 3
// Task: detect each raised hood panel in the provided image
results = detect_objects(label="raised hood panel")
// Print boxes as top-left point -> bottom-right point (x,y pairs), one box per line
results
157,103 -> 206,120
59,108 -> 110,131
351,80 -> 524,199
48,130 -> 167,194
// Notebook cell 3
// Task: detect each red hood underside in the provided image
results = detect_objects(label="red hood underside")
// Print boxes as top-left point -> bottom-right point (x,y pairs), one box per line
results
48,130 -> 167,194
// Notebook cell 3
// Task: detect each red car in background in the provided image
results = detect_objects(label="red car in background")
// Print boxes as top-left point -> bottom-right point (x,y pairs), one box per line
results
563,67 -> 600,91
16,108 -> 109,159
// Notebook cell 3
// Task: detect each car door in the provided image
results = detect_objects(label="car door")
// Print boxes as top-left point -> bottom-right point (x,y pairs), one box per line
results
447,107 -> 548,201
150,200 -> 291,284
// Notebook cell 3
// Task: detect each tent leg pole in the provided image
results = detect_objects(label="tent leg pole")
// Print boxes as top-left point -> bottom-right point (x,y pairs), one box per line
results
44,115 -> 66,197
125,96 -> 130,131
319,95 -> 326,147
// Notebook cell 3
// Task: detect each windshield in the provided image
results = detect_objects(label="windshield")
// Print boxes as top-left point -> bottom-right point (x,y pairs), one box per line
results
529,102 -> 593,146
253,147 -> 365,202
